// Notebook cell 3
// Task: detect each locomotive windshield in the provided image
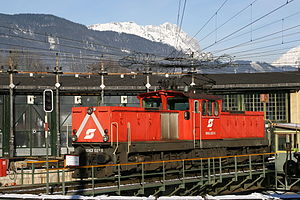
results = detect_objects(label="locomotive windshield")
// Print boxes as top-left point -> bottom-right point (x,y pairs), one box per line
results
143,98 -> 162,110
167,97 -> 189,111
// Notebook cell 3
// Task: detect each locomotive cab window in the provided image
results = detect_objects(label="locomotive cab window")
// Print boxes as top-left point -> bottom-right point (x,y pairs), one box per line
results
143,98 -> 162,110
202,100 -> 207,116
167,97 -> 189,111
194,101 -> 199,113
207,101 -> 212,116
214,101 -> 219,116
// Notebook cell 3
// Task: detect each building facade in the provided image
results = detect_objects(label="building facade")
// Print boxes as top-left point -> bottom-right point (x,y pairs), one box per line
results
0,71 -> 299,157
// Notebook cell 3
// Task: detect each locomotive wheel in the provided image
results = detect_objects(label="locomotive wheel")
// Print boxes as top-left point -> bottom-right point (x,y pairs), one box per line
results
283,160 -> 297,176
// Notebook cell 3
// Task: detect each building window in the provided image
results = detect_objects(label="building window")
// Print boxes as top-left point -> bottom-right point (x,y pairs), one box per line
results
243,93 -> 287,122
222,94 -> 239,111
266,93 -> 287,122
223,93 -> 288,122
244,94 -> 264,112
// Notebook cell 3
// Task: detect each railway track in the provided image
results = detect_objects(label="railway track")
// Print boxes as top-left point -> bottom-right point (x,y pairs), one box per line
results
0,163 -> 272,196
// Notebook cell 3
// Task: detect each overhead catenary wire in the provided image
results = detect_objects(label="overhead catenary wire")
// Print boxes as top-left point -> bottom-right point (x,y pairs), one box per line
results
271,61 -> 300,66
175,0 -> 187,56
0,43 -> 122,68
0,24 -> 173,58
174,0 -> 182,50
233,48 -> 300,60
228,41 -> 300,56
202,0 -> 295,51
0,27 -> 178,69
198,0 -> 258,43
234,47 -> 300,58
0,2 -> 299,69
178,0 -> 187,43
234,51 -> 300,60
217,10 -> 300,46
217,31 -> 300,57
231,45 -> 300,57
0,41 -> 121,60
167,0 -> 188,59
0,48 -> 119,62
211,24 -> 300,54
189,0 -> 229,42
0,25 -> 126,53
0,31 -> 125,57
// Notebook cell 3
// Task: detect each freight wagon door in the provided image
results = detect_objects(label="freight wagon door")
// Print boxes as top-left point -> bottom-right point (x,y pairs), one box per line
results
161,113 -> 178,140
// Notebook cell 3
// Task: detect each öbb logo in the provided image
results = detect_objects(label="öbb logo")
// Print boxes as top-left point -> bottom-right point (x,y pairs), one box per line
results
207,119 -> 214,128
84,129 -> 96,139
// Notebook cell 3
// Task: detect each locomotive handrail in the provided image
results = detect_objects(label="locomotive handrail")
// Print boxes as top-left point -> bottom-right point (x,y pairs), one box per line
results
193,110 -> 196,148
111,122 -> 119,155
55,152 -> 276,170
127,122 -> 131,153
200,110 -> 202,148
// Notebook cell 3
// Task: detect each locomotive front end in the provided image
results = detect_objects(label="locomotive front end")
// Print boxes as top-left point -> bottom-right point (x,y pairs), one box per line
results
71,106 -> 113,177
72,107 -> 110,144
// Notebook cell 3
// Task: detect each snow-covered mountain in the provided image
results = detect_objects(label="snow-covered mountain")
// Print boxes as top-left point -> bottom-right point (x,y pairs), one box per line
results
88,22 -> 200,56
272,46 -> 300,68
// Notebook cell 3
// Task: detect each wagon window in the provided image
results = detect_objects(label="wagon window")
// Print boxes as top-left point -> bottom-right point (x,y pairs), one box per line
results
207,101 -> 212,116
167,97 -> 189,111
194,101 -> 199,113
143,98 -> 161,110
202,101 -> 207,116
214,101 -> 219,116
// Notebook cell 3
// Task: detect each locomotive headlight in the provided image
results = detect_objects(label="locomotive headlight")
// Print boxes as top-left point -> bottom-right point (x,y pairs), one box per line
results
103,134 -> 109,142
87,107 -> 93,115
72,134 -> 78,142
72,129 -> 77,135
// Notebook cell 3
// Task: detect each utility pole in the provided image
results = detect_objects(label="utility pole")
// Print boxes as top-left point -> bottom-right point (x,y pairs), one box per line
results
296,59 -> 300,71
8,51 -> 16,158
99,63 -> 106,105
54,53 -> 61,157
43,89 -> 53,195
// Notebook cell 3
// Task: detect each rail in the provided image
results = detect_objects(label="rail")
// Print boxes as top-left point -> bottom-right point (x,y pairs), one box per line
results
0,152 -> 276,196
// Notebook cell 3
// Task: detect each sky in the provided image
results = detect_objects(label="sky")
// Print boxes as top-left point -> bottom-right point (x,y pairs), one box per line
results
1,0 -> 300,63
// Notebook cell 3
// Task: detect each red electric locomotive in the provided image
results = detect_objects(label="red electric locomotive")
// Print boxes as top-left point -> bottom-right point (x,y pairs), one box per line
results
71,90 -> 269,177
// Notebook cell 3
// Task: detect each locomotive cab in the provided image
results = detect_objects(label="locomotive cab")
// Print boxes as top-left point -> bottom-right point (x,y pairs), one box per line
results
138,90 -> 189,111
138,90 -> 221,112
138,90 -> 223,140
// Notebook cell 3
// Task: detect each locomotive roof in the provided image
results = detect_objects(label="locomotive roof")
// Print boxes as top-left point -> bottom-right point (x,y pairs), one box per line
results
138,90 -> 222,100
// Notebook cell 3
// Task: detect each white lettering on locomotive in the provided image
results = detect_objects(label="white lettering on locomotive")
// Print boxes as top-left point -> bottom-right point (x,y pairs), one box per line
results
205,131 -> 216,135
84,129 -> 96,139
85,148 -> 102,153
